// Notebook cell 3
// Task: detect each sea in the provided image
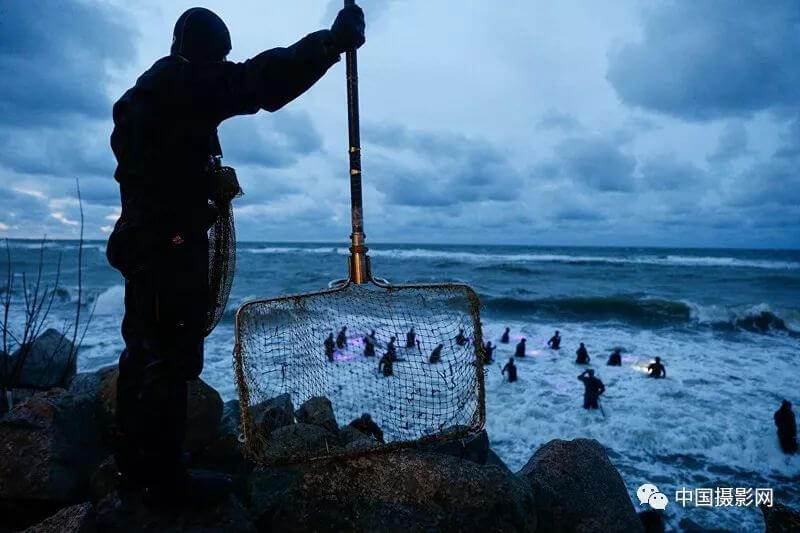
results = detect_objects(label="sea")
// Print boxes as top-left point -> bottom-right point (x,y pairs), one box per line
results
2,240 -> 799,531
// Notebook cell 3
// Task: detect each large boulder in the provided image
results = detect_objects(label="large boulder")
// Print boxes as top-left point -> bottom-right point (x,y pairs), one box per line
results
192,400 -> 245,473
22,502 -> 96,533
0,388 -> 108,528
761,502 -> 800,532
294,396 -> 338,434
250,452 -> 536,532
421,428 -> 490,465
249,393 -> 294,435
262,423 -> 339,460
519,438 -> 643,533
95,491 -> 256,532
7,329 -> 76,389
97,366 -> 222,453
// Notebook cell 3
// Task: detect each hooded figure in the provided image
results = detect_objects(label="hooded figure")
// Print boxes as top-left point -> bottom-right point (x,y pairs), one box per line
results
502,358 -> 517,383
575,342 -> 590,364
324,333 -> 335,361
336,327 -> 348,349
578,369 -> 605,409
500,327 -> 510,344
107,4 -> 365,503
607,348 -> 622,366
406,327 -> 416,348
774,400 -> 798,455
647,357 -> 666,378
515,338 -> 526,358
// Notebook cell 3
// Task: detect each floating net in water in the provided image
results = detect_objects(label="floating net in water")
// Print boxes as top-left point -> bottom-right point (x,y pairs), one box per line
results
233,280 -> 485,465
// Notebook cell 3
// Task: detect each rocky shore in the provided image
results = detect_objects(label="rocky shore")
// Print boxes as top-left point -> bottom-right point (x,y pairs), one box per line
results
1,330 -> 797,532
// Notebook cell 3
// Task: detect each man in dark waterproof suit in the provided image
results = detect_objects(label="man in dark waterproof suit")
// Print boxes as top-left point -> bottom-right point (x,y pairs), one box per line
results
106,4 -> 365,504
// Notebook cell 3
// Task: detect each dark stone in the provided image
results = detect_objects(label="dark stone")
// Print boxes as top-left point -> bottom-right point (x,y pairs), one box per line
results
250,451 -> 536,532
761,502 -> 800,533
486,448 -> 512,474
97,366 -> 223,453
294,396 -> 338,434
249,393 -> 294,435
0,388 -> 108,527
89,456 -> 120,503
677,517 -> 733,532
8,329 -> 76,389
184,378 -> 223,453
95,491 -> 256,532
263,423 -> 339,460
519,438 -> 643,533
420,428 -> 490,465
339,424 -> 368,445
639,509 -> 664,533
192,400 -> 244,474
22,502 -> 96,533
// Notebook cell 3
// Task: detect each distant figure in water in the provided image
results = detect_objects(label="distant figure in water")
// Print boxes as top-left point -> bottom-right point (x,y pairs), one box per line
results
483,341 -> 495,364
575,342 -> 590,364
607,348 -> 622,366
416,339 -> 421,352
455,329 -> 468,346
406,327 -> 416,348
647,357 -> 666,378
500,327 -> 510,344
363,334 -> 375,357
429,344 -> 444,364
578,369 -> 605,409
378,352 -> 394,377
515,338 -> 526,357
324,333 -> 335,362
336,326 -> 347,349
502,357 -> 517,383
387,336 -> 397,357
350,413 -> 384,443
774,400 -> 798,455
548,330 -> 561,350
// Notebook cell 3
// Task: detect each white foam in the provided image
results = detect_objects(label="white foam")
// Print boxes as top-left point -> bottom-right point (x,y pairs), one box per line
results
241,246 -> 800,270
93,284 -> 125,316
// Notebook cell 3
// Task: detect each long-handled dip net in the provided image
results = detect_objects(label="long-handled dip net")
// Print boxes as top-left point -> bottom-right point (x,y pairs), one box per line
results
233,1 -> 485,466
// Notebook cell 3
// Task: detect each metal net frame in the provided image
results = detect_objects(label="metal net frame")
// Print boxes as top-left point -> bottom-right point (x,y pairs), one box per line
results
232,0 -> 485,465
233,276 -> 486,465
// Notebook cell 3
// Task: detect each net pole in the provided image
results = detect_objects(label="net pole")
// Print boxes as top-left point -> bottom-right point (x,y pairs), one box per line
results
345,0 -> 369,284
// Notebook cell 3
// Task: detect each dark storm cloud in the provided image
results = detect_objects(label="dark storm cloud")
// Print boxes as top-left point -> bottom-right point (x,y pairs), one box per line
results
0,0 -> 135,126
555,137 -> 637,192
218,111 -> 324,169
607,1 -> 800,120
536,109 -> 581,131
640,154 -> 706,191
363,123 -> 522,207
707,122 -> 749,164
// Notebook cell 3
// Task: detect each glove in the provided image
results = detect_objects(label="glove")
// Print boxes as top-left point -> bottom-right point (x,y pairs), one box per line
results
330,4 -> 365,53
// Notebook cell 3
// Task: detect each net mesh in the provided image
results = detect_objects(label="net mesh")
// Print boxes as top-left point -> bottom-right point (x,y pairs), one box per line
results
234,280 -> 485,465
206,165 -> 242,336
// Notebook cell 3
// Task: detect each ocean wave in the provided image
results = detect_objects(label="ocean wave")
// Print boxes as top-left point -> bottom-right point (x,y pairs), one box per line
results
481,295 -> 798,334
240,246 -> 799,270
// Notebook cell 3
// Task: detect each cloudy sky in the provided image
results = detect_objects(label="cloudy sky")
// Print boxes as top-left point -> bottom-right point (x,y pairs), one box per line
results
0,0 -> 797,248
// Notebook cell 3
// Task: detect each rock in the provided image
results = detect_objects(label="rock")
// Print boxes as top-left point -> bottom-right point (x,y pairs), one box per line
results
421,428 -> 490,465
249,393 -> 294,435
294,396 -> 338,434
761,502 -> 800,533
192,400 -> 244,474
250,452 -> 535,532
184,378 -> 223,453
263,423 -> 339,460
97,366 -> 222,453
89,456 -> 120,503
8,329 -> 76,389
677,517 -> 732,532
486,449 -> 512,474
639,509 -> 664,533
0,388 -> 108,527
339,425 -> 368,445
95,491 -> 256,532
519,438 -> 643,533
22,502 -> 96,533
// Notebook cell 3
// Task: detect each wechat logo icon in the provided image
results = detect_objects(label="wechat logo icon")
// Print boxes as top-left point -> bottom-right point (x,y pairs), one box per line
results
637,483 -> 669,510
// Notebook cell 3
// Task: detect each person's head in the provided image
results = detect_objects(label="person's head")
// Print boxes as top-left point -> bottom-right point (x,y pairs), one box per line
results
521,337 -> 526,342
509,357 -> 514,364
486,341 -> 492,347
587,369 -> 594,376
390,336 -> 395,341
171,8 -> 231,62
328,333 -> 333,338
580,342 -> 584,347
655,356 -> 661,363
782,399 -> 792,409
438,343 -> 443,348
459,328 -> 464,333
505,327 -> 510,332
409,327 -> 414,332
361,412 -> 371,421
